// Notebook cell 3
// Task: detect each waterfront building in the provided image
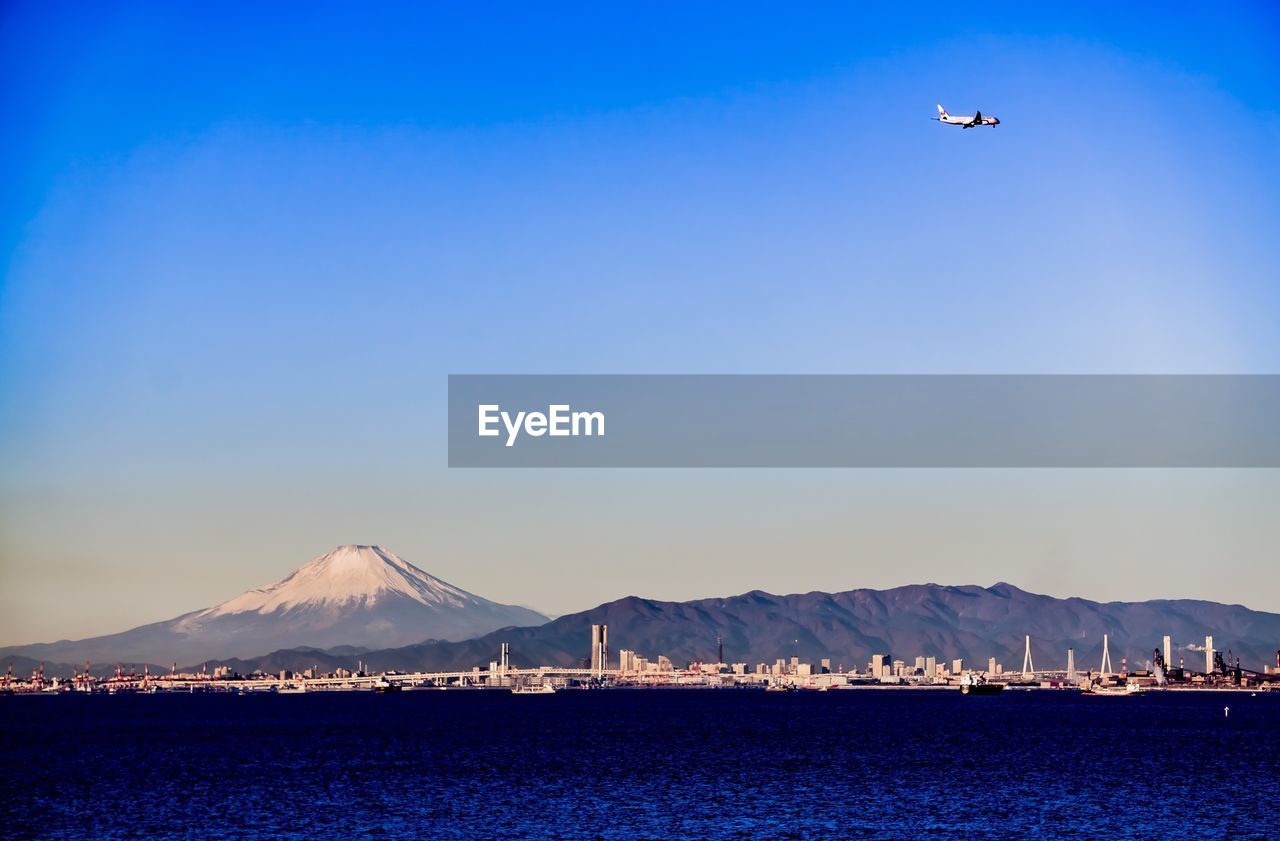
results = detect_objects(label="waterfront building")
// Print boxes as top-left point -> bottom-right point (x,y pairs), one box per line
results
870,654 -> 891,679
591,625 -> 609,673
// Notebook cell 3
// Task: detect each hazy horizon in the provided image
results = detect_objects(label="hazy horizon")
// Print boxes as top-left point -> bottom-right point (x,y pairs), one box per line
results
3,5 -> 1279,643
5,515 -> 1278,648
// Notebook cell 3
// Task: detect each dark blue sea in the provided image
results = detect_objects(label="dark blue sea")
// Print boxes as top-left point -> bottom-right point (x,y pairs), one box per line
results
2,688 -> 1277,839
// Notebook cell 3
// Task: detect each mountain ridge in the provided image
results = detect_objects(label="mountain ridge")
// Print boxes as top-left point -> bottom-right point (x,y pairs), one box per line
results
203,580 -> 1280,677
0,545 -> 548,667
8,574 -> 1278,680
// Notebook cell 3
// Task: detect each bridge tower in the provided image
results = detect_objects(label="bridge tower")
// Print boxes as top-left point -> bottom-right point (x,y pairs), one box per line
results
1100,634 -> 1113,676
1066,648 -> 1076,683
1021,636 -> 1035,678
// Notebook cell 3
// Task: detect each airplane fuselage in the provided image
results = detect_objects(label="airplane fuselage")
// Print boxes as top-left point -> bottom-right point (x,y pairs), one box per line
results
935,105 -> 999,128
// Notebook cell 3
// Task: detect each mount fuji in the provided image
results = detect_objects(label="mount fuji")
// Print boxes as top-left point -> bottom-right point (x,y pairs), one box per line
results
0,545 -> 547,667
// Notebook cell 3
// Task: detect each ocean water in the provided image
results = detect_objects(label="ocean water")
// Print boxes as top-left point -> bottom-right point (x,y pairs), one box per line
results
2,688 -> 1277,839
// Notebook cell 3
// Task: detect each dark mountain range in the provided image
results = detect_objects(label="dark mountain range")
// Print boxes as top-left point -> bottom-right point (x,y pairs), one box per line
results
208,582 -> 1280,677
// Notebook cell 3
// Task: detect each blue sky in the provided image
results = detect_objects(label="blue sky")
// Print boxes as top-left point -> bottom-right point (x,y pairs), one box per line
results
2,3 -> 1278,642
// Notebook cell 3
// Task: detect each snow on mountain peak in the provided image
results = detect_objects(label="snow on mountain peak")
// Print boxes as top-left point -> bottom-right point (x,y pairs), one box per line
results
200,544 -> 477,617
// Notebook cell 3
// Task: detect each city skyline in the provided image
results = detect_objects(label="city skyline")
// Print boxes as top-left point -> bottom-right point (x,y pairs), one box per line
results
5,543 -> 1278,683
9,617 -> 1277,693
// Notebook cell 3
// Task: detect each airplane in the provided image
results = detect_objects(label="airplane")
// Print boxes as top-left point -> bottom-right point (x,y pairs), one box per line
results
934,104 -> 1000,128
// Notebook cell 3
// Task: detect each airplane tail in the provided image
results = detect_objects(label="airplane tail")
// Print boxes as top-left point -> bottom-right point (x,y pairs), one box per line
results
936,104 -> 948,118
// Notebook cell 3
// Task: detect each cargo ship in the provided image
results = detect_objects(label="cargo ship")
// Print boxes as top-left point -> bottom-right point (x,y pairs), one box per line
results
1080,681 -> 1145,697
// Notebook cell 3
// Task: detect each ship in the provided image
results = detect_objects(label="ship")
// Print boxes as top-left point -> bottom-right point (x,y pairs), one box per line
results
512,683 -> 557,695
1080,681 -> 1145,697
959,673 -> 1004,695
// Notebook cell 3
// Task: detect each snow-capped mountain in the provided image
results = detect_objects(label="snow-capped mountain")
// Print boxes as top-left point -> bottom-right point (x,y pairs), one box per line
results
0,545 -> 548,666
186,545 -> 496,620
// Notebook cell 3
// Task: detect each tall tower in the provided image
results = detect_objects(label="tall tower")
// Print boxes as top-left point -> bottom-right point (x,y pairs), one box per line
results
1100,634 -> 1113,676
717,634 -> 724,665
1163,636 -> 1172,671
1066,648 -> 1076,683
1205,636 -> 1214,674
590,624 -> 609,676
1021,635 -> 1035,678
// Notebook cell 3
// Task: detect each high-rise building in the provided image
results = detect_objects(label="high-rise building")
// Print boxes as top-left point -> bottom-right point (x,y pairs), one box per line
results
1163,635 -> 1172,671
1205,635 -> 1214,675
591,624 -> 609,673
925,656 -> 937,680
871,654 -> 891,679
951,659 -> 964,675
618,649 -> 637,673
